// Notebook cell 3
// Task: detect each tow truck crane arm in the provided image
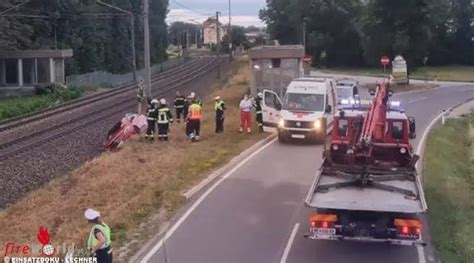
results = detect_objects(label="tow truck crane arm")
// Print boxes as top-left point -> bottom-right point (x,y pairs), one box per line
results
360,83 -> 390,145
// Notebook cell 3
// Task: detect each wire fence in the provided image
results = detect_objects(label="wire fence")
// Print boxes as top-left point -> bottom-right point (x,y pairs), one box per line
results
66,57 -> 186,88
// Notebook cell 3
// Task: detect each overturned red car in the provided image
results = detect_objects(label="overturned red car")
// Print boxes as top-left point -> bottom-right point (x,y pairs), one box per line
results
105,113 -> 148,151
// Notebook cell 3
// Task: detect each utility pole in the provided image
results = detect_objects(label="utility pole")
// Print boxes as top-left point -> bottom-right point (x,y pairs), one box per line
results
216,11 -> 221,79
228,0 -> 232,61
186,29 -> 189,55
143,0 -> 152,98
302,18 -> 307,50
130,15 -> 137,81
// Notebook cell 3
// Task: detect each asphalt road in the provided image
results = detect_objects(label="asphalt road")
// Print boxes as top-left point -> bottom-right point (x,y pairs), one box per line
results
143,82 -> 474,263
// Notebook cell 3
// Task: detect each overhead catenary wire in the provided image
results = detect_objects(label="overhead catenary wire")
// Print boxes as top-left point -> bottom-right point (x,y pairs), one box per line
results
170,0 -> 213,17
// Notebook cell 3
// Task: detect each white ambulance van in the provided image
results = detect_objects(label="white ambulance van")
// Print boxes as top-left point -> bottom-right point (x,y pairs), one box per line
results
262,77 -> 336,143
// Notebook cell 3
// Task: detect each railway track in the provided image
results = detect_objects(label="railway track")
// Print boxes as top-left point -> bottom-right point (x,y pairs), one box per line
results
0,56 -> 218,160
0,57 -> 202,133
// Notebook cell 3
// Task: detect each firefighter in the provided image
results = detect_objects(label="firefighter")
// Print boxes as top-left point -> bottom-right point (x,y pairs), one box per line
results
253,92 -> 264,132
85,209 -> 112,263
186,98 -> 202,142
145,99 -> 159,141
174,91 -> 186,123
214,96 -> 226,133
157,98 -> 173,141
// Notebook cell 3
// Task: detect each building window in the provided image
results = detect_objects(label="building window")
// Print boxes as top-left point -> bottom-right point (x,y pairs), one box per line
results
271,58 -> 281,68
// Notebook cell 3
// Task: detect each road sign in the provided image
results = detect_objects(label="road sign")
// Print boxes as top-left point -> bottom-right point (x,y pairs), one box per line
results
380,56 -> 390,66
303,55 -> 312,64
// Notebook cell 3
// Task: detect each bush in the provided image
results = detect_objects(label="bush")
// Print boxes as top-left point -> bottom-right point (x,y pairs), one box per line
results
0,84 -> 85,121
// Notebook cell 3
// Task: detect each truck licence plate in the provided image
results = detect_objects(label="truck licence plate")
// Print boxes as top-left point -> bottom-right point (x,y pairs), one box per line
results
315,228 -> 336,236
291,134 -> 305,139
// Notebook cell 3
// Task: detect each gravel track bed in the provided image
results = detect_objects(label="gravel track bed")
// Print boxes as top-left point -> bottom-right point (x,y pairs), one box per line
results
0,58 -> 203,145
0,58 -> 230,208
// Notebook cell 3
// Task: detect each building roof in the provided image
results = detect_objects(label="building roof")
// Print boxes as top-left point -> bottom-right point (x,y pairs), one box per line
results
0,49 -> 73,59
203,17 -> 222,28
248,45 -> 305,59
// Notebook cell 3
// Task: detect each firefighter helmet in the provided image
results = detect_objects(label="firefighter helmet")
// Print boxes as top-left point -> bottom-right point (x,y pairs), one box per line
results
160,98 -> 166,104
151,99 -> 159,105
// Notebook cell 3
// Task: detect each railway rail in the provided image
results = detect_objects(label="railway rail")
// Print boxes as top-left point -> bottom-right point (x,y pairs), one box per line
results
0,57 -> 202,133
0,56 -> 218,160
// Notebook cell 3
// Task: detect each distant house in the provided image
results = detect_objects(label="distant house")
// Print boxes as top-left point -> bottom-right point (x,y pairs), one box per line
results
203,17 -> 226,46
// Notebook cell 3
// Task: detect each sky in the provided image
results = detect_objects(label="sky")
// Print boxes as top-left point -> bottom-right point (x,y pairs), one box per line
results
167,0 -> 267,27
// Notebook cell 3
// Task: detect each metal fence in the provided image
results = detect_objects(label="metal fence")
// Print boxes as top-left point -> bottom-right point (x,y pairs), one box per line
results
66,57 -> 186,88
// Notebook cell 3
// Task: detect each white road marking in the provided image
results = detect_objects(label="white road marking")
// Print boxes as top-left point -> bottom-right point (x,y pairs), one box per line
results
140,138 -> 277,263
416,111 -> 445,156
280,223 -> 300,263
414,111 -> 445,263
408,97 -> 427,104
417,245 -> 427,263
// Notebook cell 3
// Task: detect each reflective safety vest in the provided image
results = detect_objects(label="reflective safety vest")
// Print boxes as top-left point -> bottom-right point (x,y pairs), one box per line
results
215,100 -> 225,112
87,223 -> 111,250
158,107 -> 172,124
188,104 -> 202,120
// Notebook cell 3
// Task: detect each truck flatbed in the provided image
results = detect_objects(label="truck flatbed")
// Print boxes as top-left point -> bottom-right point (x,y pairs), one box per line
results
305,162 -> 428,214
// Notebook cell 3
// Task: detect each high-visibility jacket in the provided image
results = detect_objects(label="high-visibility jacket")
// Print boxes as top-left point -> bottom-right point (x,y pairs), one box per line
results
157,105 -> 173,124
87,223 -> 112,250
215,100 -> 225,112
188,103 -> 202,120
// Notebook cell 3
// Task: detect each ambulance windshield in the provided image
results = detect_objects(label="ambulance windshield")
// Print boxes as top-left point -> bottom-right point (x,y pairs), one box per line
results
283,93 -> 325,112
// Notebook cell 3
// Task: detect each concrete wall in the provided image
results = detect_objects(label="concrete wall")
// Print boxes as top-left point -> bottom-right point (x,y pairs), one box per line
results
250,58 -> 303,98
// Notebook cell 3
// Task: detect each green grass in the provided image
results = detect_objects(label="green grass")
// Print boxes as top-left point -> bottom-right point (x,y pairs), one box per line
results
424,113 -> 474,263
0,87 -> 84,121
320,65 -> 474,82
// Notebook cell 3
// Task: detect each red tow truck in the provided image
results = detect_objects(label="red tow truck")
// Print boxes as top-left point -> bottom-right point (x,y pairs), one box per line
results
305,83 -> 427,246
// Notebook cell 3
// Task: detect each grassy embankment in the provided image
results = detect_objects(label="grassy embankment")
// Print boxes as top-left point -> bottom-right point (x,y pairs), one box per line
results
321,65 -> 474,82
424,113 -> 474,262
0,58 -> 267,261
0,86 -> 85,121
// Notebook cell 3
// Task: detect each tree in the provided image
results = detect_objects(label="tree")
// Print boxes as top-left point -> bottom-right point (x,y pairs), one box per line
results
0,0 -> 170,74
168,22 -> 201,47
357,0 -> 432,66
222,26 -> 249,52
260,0 -> 364,67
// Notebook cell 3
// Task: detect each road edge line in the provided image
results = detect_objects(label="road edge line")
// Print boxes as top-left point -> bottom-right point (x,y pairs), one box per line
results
138,137 -> 277,262
414,97 -> 474,263
183,133 -> 277,199
280,223 -> 300,263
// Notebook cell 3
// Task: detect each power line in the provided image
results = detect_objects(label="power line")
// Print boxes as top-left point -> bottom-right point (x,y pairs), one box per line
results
171,0 -> 213,17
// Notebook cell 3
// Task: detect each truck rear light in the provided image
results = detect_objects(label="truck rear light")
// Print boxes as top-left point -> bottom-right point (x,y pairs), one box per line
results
332,144 -> 339,151
401,226 -> 409,235
310,213 -> 337,228
400,147 -> 407,154
394,219 -> 421,238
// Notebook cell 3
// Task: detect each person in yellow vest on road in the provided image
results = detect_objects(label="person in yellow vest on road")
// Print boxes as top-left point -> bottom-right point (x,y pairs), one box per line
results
186,98 -> 202,142
85,208 -> 112,263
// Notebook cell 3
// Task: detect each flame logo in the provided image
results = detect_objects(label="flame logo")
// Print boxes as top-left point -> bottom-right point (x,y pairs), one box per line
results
37,227 -> 50,245
36,227 -> 55,256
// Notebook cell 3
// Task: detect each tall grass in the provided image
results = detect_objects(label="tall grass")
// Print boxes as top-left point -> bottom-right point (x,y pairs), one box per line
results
424,114 -> 474,263
0,58 -> 267,261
